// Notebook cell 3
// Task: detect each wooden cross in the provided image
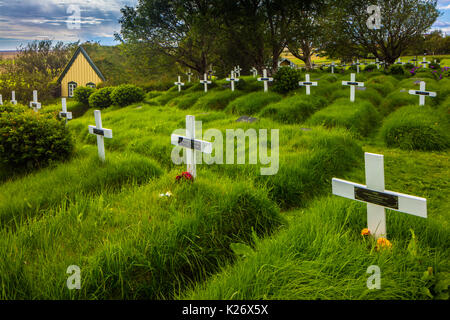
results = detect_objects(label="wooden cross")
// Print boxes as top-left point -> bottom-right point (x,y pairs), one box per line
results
174,76 -> 185,92
29,90 -> 41,112
298,74 -> 317,95
342,73 -> 365,102
199,73 -> 212,93
171,115 -> 212,178
257,69 -> 273,92
226,70 -> 240,92
88,110 -> 113,162
186,69 -> 193,83
332,152 -> 427,239
10,91 -> 17,105
408,81 -> 436,106
59,98 -> 72,123
421,57 -> 430,68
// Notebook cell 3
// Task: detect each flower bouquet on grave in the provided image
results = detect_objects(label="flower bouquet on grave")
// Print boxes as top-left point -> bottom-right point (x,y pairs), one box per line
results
176,171 -> 194,183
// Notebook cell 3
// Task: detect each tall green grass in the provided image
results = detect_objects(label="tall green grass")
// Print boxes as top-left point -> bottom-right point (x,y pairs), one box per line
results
193,90 -> 244,111
225,92 -> 282,115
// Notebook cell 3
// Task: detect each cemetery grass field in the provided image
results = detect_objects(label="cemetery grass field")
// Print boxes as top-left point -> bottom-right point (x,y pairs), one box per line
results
0,71 -> 449,300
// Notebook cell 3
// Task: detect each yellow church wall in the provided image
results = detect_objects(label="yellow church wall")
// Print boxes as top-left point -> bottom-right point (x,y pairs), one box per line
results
60,53 -> 103,97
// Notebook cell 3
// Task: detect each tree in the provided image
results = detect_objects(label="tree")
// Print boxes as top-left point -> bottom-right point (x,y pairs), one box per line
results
327,0 -> 440,65
117,0 -> 221,76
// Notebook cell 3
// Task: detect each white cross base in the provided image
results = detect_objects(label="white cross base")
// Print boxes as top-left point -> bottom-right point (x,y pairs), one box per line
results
29,90 -> 41,112
174,76 -> 185,92
342,73 -> 364,102
332,153 -> 427,239
0,94 -> 3,105
421,58 -> 430,68
59,98 -> 72,121
257,69 -> 273,92
408,81 -> 436,106
171,115 -> 212,178
199,73 -> 212,93
298,74 -> 318,95
10,91 -> 17,105
88,110 -> 113,162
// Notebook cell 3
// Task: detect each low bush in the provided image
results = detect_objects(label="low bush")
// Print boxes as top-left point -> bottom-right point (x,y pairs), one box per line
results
272,67 -> 302,94
89,87 -> 114,109
0,111 -> 74,168
73,86 -> 96,105
388,64 -> 405,75
307,98 -> 380,137
225,92 -> 282,115
380,105 -> 449,151
260,94 -> 327,124
111,84 -> 145,107
364,64 -> 377,72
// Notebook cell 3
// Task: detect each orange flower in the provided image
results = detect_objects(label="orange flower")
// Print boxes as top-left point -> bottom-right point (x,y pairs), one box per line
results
376,237 -> 392,251
361,228 -> 370,236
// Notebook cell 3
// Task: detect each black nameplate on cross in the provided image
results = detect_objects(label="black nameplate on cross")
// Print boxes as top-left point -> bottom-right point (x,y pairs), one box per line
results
346,82 -> 360,86
354,187 -> 399,210
93,128 -> 104,136
60,113 -> 67,118
260,78 -> 270,81
415,91 -> 430,96
178,137 -> 202,151
302,82 -> 313,85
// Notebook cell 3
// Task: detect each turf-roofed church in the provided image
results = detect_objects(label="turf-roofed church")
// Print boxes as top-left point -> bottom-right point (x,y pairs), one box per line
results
57,46 -> 106,98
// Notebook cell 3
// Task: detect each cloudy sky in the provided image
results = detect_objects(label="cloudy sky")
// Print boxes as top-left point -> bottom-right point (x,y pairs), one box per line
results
0,0 -> 449,51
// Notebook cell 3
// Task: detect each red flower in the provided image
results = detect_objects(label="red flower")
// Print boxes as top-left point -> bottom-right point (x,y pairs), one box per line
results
176,171 -> 194,182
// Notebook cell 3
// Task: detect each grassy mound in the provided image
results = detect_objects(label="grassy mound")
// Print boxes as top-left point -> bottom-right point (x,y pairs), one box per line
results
379,90 -> 419,115
380,105 -> 449,151
225,92 -> 282,115
259,94 -> 327,124
0,148 -> 162,227
307,98 -> 380,137
193,90 -> 244,111
366,75 -> 398,96
330,87 -> 382,107
167,92 -> 204,110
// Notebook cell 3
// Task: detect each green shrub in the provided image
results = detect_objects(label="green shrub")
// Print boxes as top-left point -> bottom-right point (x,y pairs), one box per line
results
111,84 -> 145,107
364,64 -> 377,72
225,92 -> 282,115
388,64 -> 405,75
260,94 -> 327,124
140,81 -> 173,92
0,104 -> 27,114
73,86 -> 95,105
307,98 -> 380,137
272,67 -> 302,94
403,62 -> 415,70
89,87 -> 114,109
380,105 -> 449,151
193,90 -> 243,111
0,111 -> 74,168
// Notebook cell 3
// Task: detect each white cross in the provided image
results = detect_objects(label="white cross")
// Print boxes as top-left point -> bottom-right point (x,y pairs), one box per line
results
396,58 -> 404,65
257,69 -> 273,92
10,91 -> 17,105
171,115 -> 212,178
342,73 -> 364,102
353,60 -> 361,74
186,69 -> 193,83
332,152 -> 427,239
59,98 -> 72,123
421,57 -> 430,68
88,110 -> 113,162
174,76 -> 185,92
408,81 -> 436,106
199,73 -> 212,93
298,74 -> 317,95
235,65 -> 242,77
29,90 -> 41,112
330,61 -> 335,74
375,58 -> 385,69
0,94 -> 2,105
226,70 -> 240,92
250,67 -> 258,77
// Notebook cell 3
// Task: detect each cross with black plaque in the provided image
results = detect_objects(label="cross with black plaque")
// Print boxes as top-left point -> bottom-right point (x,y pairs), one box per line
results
174,76 -> 185,92
226,70 -> 240,92
257,69 -> 273,92
332,152 -> 427,239
408,81 -> 436,106
171,115 -> 212,178
186,69 -> 193,83
200,73 -> 212,93
298,74 -> 318,95
10,91 -> 17,105
342,73 -> 365,102
88,110 -> 113,162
